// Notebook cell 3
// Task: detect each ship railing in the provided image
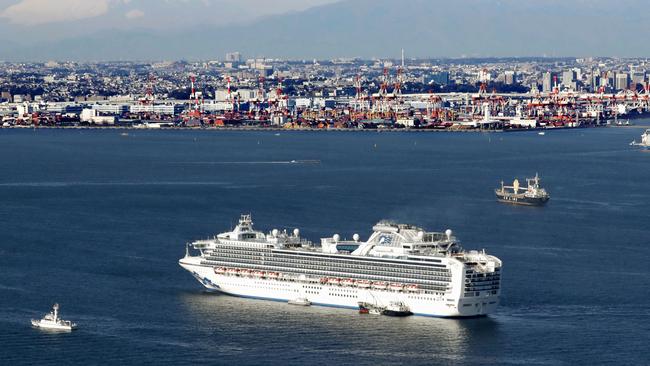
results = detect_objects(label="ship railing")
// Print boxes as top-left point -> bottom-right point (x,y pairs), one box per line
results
201,259 -> 451,290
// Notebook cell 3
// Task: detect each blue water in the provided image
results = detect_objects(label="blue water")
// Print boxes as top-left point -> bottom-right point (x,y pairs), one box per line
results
1,126 -> 648,365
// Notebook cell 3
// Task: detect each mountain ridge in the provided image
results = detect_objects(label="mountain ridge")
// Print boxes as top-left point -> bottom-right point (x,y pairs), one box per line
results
0,0 -> 648,61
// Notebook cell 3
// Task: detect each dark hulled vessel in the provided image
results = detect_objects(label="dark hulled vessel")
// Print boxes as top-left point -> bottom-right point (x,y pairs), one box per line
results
495,174 -> 549,206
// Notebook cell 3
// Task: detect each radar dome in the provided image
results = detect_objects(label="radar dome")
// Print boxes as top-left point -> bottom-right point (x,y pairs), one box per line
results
445,229 -> 453,239
272,229 -> 279,237
333,234 -> 340,242
293,228 -> 300,237
353,233 -> 360,242
417,231 -> 424,240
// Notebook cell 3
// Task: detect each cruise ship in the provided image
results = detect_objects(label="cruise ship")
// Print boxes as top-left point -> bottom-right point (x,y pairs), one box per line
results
179,215 -> 502,317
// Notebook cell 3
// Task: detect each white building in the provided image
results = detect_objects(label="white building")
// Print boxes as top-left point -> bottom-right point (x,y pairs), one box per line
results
81,108 -> 116,125
16,102 -> 35,116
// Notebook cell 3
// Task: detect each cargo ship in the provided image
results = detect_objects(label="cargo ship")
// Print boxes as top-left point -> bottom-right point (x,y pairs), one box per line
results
496,173 -> 550,206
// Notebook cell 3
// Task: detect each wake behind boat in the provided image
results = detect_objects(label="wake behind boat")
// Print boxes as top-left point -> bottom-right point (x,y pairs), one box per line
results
31,303 -> 77,331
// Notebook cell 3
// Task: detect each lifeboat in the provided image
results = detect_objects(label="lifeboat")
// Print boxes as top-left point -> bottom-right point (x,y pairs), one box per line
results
406,284 -> 420,292
327,278 -> 341,285
319,277 -> 329,284
252,271 -> 265,278
239,269 -> 252,277
267,272 -> 280,279
226,268 -> 240,276
214,267 -> 226,275
341,278 -> 355,287
388,283 -> 404,291
371,282 -> 387,290
357,280 -> 371,289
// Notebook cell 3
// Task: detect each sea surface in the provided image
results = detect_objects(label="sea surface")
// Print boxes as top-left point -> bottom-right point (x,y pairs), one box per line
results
1,125 -> 649,365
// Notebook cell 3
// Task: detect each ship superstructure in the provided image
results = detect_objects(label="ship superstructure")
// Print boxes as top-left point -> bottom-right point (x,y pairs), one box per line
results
31,303 -> 77,331
179,215 -> 502,317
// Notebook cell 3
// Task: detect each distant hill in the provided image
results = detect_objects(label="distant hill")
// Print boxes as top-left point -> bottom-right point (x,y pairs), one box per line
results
1,0 -> 648,61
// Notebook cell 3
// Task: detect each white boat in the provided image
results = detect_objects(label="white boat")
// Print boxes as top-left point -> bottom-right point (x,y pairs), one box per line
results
31,304 -> 77,331
341,278 -> 355,287
357,280 -> 371,289
405,284 -> 420,292
538,131 -> 545,136
327,278 -> 341,285
630,129 -> 650,149
288,298 -> 311,306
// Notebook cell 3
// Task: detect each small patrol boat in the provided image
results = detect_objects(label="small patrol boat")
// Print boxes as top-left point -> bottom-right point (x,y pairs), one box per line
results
31,303 -> 77,331
496,173 -> 550,206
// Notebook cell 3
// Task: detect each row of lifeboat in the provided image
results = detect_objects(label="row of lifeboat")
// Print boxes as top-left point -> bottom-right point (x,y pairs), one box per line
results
215,267 -> 280,279
214,267 -> 420,292
320,277 -> 420,292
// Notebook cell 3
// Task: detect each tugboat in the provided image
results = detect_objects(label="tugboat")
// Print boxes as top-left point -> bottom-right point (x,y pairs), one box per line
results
496,173 -> 550,206
357,301 -> 412,317
381,302 -> 413,317
31,303 -> 77,331
288,298 -> 311,306
630,129 -> 650,150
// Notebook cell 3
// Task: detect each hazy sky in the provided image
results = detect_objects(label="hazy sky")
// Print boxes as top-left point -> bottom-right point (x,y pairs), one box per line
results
0,0 -> 340,31
0,0 -> 648,61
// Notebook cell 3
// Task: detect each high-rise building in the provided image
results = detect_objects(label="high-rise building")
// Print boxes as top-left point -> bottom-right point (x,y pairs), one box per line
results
631,72 -> 646,85
562,70 -> 576,85
615,72 -> 630,90
591,75 -> 601,91
542,72 -> 553,92
504,71 -> 516,85
478,68 -> 491,83
225,52 -> 242,63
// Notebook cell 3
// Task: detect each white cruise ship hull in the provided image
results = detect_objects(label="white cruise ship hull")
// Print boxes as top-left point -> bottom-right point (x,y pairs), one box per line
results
180,259 -> 499,318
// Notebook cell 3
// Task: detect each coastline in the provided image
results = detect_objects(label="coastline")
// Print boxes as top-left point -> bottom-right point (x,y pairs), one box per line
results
0,125 -> 610,133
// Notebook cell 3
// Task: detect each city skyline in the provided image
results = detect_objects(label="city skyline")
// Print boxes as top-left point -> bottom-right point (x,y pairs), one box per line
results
0,0 -> 649,61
